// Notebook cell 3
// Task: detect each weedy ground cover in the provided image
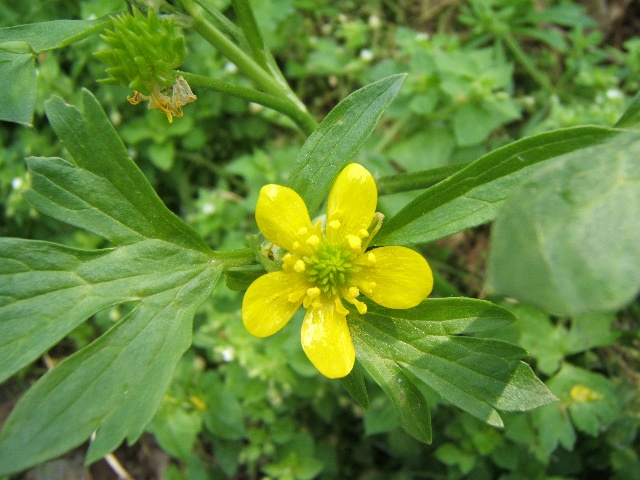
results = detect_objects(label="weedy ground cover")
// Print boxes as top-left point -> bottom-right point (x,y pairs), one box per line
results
0,1 -> 639,479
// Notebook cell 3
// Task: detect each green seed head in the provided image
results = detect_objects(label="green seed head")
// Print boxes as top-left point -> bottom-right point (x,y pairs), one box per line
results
95,9 -> 185,95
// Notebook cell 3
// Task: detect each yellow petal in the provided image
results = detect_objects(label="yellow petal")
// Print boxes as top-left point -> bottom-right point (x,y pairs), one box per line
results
256,184 -> 314,252
326,163 -> 377,245
301,298 -> 355,379
242,271 -> 309,337
352,246 -> 433,309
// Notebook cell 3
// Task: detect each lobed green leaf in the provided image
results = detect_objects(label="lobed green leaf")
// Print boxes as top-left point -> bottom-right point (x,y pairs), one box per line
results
35,91 -> 210,251
0,238 -> 215,384
287,74 -> 406,214
0,89 -> 222,474
0,263 -> 220,475
374,126 -> 621,246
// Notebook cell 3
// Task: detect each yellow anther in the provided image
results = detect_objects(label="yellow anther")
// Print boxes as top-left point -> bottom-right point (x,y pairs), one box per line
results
306,287 -> 321,300
359,229 -> 369,238
294,260 -> 306,272
354,300 -> 367,315
329,220 -> 341,230
306,235 -> 320,247
346,235 -> 361,251
282,253 -> 294,271
348,286 -> 360,298
292,241 -> 301,251
297,227 -> 309,236
329,210 -> 342,220
366,252 -> 376,265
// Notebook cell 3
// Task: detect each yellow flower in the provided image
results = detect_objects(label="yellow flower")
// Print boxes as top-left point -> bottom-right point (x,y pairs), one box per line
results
242,163 -> 433,378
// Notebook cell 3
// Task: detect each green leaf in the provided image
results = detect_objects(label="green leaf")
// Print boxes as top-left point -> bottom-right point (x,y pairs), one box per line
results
0,239 -> 214,384
0,18 -> 110,53
339,360 -> 369,408
0,19 -> 111,125
533,363 -> 619,454
350,298 -> 556,437
374,126 -> 620,246
287,74 -> 406,214
615,90 -> 640,128
0,90 -> 221,475
224,265 -> 266,291
486,132 -> 640,316
501,304 -> 619,376
146,393 -> 203,461
453,99 -> 520,147
27,90 -> 209,252
0,264 -> 219,474
201,372 -> 246,440
0,51 -> 37,125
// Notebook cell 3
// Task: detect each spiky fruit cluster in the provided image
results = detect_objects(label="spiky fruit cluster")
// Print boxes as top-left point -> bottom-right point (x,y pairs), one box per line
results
95,10 -> 185,95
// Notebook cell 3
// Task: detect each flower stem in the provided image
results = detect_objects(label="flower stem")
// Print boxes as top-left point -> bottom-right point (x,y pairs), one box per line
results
377,162 -> 470,195
230,0 -> 269,70
501,32 -> 554,93
210,248 -> 256,269
178,71 -> 316,135
178,0 -> 316,132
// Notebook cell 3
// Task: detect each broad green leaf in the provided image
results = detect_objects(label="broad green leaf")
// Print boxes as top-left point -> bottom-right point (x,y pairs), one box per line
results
0,18 -> 110,53
339,360 -> 369,409
486,133 -> 640,316
374,126 -> 620,246
287,74 -> 406,214
0,51 -> 36,125
0,265 -> 219,475
27,90 -> 209,252
350,298 -> 556,436
0,238 -> 213,384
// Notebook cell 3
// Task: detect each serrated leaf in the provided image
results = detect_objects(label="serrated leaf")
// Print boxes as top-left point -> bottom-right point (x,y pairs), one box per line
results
0,90 -> 220,475
487,132 -> 640,316
0,18 -> 110,53
287,74 -> 405,214
0,263 -> 219,474
374,126 -> 620,246
0,238 -> 214,384
350,298 -> 556,435
0,51 -> 36,125
29,90 -> 209,252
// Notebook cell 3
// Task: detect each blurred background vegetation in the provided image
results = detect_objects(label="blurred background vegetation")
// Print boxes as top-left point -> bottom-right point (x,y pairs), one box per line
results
1,0 -> 639,479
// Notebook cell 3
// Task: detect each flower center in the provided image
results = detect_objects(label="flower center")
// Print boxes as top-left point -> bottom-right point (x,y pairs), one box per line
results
306,243 -> 358,295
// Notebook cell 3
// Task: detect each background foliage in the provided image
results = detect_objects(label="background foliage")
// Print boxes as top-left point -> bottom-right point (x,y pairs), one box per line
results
1,0 -> 639,479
